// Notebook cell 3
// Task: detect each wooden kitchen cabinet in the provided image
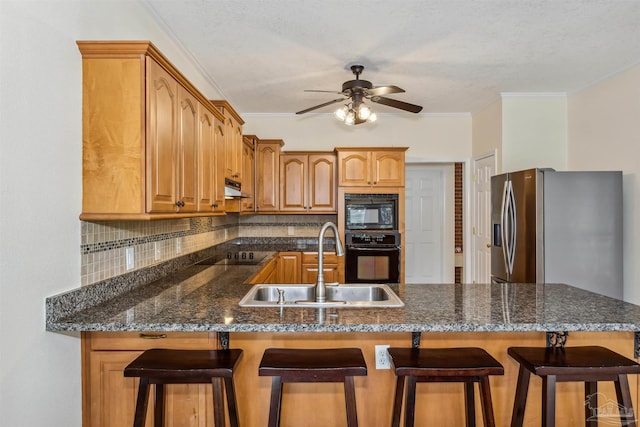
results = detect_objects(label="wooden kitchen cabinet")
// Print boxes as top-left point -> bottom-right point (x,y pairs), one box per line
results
211,100 -> 244,183
255,139 -> 283,212
82,332 -> 217,427
247,256 -> 278,284
197,106 -> 226,213
241,135 -> 256,212
280,152 -> 336,213
301,252 -> 344,284
278,252 -> 302,283
335,147 -> 407,187
175,85 -> 199,212
77,41 -> 226,220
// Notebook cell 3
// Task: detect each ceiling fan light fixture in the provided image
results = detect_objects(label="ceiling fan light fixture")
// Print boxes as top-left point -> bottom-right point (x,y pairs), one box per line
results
357,104 -> 371,120
344,109 -> 356,125
334,105 -> 348,121
367,112 -> 377,123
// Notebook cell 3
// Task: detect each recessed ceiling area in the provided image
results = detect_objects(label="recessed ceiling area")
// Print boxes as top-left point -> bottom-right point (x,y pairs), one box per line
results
143,0 -> 640,115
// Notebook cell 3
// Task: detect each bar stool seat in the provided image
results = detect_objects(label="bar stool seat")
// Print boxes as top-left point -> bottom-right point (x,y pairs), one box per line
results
508,345 -> 640,427
387,347 -> 504,427
259,348 -> 367,427
124,348 -> 243,427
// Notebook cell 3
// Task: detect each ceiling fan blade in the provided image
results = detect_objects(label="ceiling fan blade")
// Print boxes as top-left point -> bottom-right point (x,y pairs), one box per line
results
366,85 -> 405,96
370,96 -> 423,113
304,90 -> 346,94
296,98 -> 345,115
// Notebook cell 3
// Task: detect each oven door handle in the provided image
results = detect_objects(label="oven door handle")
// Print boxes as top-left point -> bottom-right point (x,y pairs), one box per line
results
347,246 -> 400,251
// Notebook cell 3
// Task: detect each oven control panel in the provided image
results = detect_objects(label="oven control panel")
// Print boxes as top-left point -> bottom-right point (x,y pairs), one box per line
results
345,232 -> 400,247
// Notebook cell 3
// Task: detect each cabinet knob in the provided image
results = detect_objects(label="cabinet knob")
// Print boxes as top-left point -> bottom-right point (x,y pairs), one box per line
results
175,201 -> 185,207
211,203 -> 218,208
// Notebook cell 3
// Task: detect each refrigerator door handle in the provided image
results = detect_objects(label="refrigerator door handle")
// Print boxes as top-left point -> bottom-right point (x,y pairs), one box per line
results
506,180 -> 516,275
500,180 -> 510,277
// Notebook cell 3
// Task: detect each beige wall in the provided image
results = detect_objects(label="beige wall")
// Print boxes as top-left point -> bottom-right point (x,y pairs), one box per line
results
243,113 -> 472,162
471,99 -> 502,169
0,1 -> 224,426
568,64 -> 640,303
501,94 -> 568,172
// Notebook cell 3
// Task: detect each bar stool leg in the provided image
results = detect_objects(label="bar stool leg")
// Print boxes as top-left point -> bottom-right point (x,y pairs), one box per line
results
542,375 -> 556,427
154,383 -> 165,427
133,377 -> 150,427
390,375 -> 405,427
584,381 -> 597,427
267,376 -> 283,427
479,376 -> 497,427
615,374 -> 637,427
510,365 -> 531,427
404,376 -> 417,427
344,376 -> 359,427
211,377 -> 225,427
464,381 -> 476,427
223,377 -> 240,427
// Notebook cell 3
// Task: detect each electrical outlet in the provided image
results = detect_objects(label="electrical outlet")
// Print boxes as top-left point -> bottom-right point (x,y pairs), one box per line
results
125,247 -> 134,271
375,344 -> 391,369
154,242 -> 161,261
288,226 -> 295,236
175,238 -> 182,254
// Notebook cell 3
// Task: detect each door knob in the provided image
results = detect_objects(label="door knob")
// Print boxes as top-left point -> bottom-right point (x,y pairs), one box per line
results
486,243 -> 492,248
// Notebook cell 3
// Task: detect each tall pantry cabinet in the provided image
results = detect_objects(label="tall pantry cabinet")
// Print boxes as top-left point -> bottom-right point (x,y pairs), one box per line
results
77,40 -> 226,220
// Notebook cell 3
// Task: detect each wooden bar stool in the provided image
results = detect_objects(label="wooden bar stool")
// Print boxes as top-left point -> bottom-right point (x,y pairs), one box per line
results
508,346 -> 640,427
124,348 -> 243,427
258,348 -> 368,427
387,347 -> 504,427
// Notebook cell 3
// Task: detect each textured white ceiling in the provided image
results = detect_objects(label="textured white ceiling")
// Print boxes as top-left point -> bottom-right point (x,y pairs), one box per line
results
143,0 -> 640,115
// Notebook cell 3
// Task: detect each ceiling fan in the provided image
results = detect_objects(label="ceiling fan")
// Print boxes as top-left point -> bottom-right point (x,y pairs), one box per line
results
296,65 -> 423,125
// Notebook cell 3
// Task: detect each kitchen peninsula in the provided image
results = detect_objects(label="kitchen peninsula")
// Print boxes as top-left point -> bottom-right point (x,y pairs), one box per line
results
47,246 -> 640,426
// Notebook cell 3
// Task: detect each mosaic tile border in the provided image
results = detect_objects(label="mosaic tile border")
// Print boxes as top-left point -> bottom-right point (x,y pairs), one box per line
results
81,220 -> 236,254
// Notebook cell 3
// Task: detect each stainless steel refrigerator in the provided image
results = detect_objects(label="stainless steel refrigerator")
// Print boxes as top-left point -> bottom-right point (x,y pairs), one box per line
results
491,168 -> 623,298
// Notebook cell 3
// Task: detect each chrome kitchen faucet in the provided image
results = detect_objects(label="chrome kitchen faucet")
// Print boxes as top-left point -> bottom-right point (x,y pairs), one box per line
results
315,222 -> 344,303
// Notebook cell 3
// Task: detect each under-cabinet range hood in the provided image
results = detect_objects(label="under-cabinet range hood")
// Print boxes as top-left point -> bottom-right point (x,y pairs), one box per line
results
224,178 -> 247,199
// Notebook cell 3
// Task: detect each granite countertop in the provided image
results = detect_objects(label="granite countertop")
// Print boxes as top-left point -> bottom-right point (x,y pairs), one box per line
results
46,244 -> 640,333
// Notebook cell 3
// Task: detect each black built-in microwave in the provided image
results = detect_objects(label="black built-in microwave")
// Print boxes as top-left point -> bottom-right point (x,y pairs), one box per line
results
344,193 -> 398,231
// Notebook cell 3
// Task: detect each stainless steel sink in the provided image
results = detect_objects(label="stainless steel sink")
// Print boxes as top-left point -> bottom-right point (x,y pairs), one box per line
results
238,284 -> 404,308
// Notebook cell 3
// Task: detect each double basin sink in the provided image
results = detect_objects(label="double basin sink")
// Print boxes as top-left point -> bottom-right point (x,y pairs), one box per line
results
238,283 -> 404,308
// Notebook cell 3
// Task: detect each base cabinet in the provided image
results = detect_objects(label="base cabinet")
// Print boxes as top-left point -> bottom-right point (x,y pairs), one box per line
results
228,331 -> 639,427
278,252 -> 302,283
83,332 -> 217,427
301,252 -> 343,284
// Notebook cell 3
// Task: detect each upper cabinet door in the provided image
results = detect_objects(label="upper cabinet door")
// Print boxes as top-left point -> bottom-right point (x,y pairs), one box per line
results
177,86 -> 198,212
337,150 -> 370,186
241,137 -> 255,212
336,148 -> 407,187
371,150 -> 405,187
308,153 -> 336,212
280,154 -> 307,211
147,58 -> 178,212
255,140 -> 282,212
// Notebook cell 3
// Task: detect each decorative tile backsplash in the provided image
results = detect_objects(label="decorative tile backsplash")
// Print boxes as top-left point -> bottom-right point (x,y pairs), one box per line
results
80,214 -> 336,286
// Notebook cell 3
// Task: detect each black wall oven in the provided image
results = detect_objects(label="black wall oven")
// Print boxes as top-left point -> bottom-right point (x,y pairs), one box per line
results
344,232 -> 400,284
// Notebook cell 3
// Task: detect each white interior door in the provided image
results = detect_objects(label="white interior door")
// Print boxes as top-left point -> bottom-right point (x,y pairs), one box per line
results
404,164 -> 454,283
471,153 -> 496,283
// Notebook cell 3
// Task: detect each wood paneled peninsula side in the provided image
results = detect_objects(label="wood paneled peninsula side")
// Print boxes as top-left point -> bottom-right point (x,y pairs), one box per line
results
47,245 -> 640,427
